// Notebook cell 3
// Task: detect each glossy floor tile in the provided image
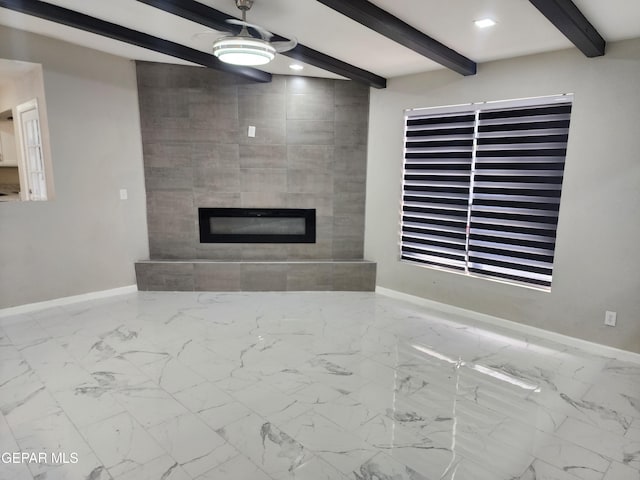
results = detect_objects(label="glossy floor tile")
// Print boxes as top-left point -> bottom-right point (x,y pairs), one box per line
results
0,291 -> 639,480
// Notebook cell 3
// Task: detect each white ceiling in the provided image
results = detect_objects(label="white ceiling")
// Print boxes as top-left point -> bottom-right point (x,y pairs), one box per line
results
1,0 -> 639,81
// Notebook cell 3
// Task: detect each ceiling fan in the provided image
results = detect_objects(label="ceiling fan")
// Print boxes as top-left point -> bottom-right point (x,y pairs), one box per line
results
212,0 -> 297,66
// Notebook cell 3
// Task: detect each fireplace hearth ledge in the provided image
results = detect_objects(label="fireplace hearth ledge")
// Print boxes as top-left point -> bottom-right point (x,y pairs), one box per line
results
135,260 -> 376,292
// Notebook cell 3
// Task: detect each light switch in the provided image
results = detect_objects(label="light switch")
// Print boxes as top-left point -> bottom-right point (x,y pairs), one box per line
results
248,125 -> 256,137
604,310 -> 617,327
119,189 -> 128,200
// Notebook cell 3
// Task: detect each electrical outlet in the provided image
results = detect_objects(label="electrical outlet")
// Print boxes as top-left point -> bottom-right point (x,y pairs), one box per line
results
248,125 -> 256,137
604,311 -> 617,327
119,189 -> 128,200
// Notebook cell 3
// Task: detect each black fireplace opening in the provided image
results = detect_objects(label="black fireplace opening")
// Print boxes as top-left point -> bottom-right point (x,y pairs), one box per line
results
199,208 -> 316,243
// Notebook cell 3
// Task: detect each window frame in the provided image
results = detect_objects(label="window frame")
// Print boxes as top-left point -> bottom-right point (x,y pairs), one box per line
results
400,94 -> 573,291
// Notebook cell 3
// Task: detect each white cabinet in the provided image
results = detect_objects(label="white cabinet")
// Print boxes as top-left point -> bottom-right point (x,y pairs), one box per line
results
0,119 -> 19,166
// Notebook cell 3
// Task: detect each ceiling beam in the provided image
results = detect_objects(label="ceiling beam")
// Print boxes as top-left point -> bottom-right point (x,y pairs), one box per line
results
137,0 -> 387,89
0,0 -> 271,83
283,44 -> 387,88
529,0 -> 605,57
315,0 -> 476,76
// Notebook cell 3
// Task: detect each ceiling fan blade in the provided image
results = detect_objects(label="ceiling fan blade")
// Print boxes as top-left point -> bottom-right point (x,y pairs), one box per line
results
226,19 -> 273,41
271,38 -> 297,53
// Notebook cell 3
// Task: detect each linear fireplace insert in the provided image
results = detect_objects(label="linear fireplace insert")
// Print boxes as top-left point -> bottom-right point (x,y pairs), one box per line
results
198,208 -> 316,243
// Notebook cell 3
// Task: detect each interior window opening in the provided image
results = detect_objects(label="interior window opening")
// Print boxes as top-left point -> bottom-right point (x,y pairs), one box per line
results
0,58 -> 54,202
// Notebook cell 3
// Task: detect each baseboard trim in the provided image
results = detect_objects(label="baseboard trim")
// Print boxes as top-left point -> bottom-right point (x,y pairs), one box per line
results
376,286 -> 640,364
0,285 -> 138,322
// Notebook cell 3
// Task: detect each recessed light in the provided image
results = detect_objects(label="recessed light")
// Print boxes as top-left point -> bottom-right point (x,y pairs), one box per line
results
474,18 -> 496,29
289,64 -> 304,71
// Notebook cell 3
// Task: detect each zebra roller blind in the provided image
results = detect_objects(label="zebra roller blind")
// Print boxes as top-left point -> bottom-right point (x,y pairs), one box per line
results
401,95 -> 573,290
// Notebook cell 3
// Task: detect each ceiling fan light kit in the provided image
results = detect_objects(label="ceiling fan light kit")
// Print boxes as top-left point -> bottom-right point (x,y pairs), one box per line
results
213,37 -> 275,65
212,0 -> 296,67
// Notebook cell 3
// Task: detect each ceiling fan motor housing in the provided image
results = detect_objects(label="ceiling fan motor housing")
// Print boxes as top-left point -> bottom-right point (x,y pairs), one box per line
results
235,0 -> 254,11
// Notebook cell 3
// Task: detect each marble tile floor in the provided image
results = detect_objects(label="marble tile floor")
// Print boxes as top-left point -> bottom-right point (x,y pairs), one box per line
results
0,291 -> 639,480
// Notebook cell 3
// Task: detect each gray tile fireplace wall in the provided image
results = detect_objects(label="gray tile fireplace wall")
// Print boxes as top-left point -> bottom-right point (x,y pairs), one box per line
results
137,62 -> 370,262
136,62 -> 375,291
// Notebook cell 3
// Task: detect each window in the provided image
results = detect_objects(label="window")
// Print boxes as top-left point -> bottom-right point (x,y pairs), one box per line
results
401,95 -> 573,290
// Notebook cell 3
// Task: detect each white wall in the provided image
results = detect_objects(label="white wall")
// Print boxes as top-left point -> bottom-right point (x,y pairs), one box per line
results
366,38 -> 640,353
0,26 -> 149,308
